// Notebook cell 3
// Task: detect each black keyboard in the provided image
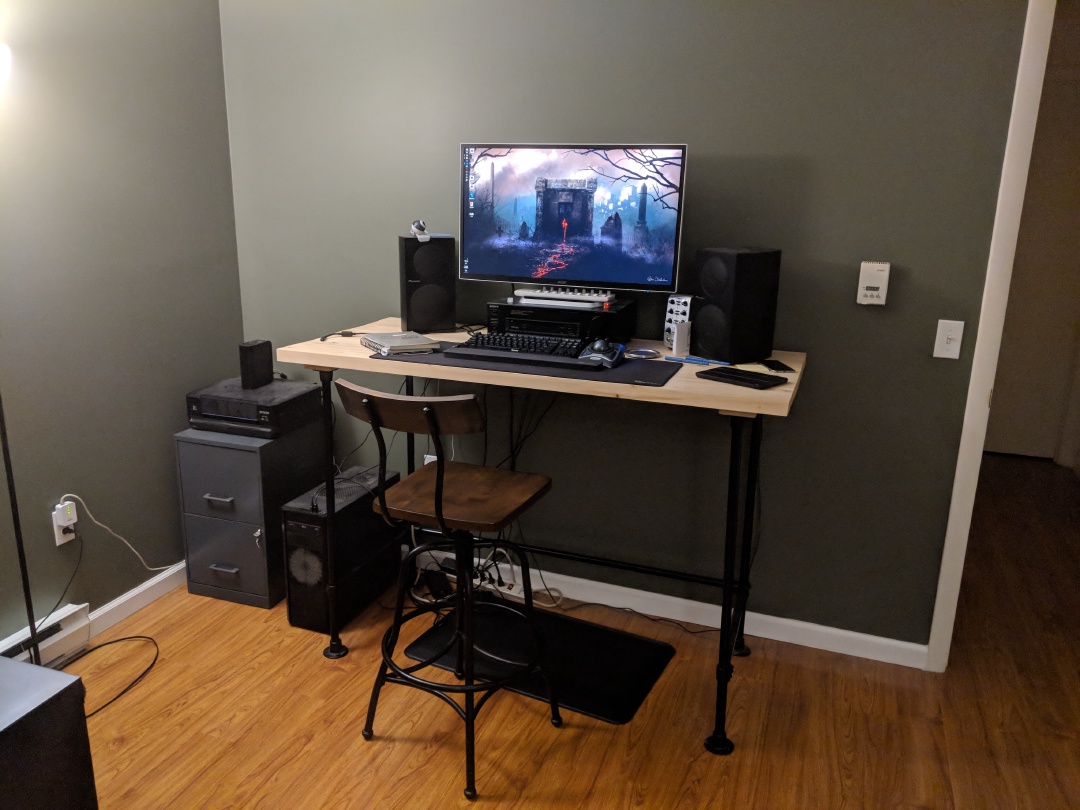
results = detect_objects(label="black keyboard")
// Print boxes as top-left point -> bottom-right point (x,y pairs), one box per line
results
444,332 -> 603,370
695,366 -> 788,389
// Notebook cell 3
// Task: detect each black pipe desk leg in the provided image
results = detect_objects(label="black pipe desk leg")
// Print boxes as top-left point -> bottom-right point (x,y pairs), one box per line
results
405,376 -> 415,475
705,416 -> 744,755
733,415 -> 763,658
320,368 -> 347,659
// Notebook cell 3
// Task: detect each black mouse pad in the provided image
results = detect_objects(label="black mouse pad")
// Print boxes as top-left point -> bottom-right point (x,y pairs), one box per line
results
372,343 -> 681,387
403,598 -> 676,725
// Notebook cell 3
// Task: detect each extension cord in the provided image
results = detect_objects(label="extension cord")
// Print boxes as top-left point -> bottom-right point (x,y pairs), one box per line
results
428,549 -> 523,600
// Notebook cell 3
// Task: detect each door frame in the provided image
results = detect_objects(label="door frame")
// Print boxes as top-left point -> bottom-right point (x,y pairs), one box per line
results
926,0 -> 1057,672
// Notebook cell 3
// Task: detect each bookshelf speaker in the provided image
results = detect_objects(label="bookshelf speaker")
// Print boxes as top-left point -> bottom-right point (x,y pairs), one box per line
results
399,235 -> 457,333
239,339 -> 273,389
688,248 -> 781,364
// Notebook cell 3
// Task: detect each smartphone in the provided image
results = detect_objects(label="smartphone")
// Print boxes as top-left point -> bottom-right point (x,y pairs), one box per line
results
760,358 -> 795,373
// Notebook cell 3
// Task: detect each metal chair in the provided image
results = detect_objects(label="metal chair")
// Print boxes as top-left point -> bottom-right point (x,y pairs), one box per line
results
334,379 -> 562,801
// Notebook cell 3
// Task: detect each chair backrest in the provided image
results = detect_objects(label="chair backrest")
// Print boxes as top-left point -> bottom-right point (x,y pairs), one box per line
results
335,379 -> 486,535
335,379 -> 484,436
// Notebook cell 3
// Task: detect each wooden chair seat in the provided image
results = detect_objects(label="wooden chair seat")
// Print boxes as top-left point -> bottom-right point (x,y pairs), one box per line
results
378,460 -> 551,533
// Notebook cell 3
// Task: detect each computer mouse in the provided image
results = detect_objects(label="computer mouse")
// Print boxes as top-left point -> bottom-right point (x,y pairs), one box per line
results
590,338 -> 612,354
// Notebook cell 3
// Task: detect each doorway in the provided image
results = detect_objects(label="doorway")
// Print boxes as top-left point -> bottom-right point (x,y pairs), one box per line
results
984,1 -> 1080,470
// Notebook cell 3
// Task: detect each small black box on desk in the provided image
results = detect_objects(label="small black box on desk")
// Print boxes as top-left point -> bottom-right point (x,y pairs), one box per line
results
281,465 -> 402,634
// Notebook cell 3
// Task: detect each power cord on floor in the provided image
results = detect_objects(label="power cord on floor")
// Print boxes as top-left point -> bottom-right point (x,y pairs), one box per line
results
62,635 -> 160,718
40,497 -> 171,716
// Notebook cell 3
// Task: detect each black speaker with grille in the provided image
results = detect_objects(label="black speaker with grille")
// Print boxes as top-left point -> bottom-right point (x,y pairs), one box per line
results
281,466 -> 402,634
399,235 -> 457,332
687,247 -> 781,364
239,339 -> 273,390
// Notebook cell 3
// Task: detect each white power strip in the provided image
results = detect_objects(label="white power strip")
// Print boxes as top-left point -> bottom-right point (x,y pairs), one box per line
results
421,548 -> 526,601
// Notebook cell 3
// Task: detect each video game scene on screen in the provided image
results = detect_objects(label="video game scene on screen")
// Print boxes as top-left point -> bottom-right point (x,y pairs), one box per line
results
461,146 -> 685,289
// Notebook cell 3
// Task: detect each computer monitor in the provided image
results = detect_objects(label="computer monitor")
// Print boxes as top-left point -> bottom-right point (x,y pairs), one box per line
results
460,144 -> 687,293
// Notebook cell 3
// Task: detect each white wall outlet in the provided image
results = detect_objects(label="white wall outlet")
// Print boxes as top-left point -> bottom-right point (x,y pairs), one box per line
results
52,501 -> 78,545
857,261 -> 890,305
933,319 -> 965,359
423,454 -> 437,465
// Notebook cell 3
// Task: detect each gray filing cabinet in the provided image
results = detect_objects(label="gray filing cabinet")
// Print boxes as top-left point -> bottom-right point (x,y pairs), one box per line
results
175,423 -> 323,608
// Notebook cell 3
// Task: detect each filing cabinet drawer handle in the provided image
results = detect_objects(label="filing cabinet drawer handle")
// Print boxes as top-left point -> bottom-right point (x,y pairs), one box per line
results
209,563 -> 241,575
203,494 -> 235,507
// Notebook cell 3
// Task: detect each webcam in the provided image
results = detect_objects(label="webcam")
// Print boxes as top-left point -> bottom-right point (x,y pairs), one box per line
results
410,219 -> 431,242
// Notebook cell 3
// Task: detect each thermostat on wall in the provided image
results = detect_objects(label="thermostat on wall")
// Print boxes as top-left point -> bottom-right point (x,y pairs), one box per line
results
857,261 -> 890,305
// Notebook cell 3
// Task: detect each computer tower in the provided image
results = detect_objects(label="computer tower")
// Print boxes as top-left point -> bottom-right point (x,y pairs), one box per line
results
687,247 -> 781,364
399,234 -> 457,333
281,466 -> 403,634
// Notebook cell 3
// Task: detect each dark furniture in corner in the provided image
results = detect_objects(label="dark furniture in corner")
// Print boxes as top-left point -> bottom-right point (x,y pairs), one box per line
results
0,657 -> 98,809
175,423 -> 322,607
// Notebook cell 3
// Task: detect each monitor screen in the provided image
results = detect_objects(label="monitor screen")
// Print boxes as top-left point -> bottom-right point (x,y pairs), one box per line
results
460,144 -> 686,292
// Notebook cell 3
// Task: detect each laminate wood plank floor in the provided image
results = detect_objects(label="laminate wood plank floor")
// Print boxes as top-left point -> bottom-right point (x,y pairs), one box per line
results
66,454 -> 1079,808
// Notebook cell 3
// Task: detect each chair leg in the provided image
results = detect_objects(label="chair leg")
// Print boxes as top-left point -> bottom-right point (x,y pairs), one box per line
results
456,534 -> 479,800
363,541 -> 417,741
517,549 -> 562,728
453,543 -> 468,680
361,661 -> 388,741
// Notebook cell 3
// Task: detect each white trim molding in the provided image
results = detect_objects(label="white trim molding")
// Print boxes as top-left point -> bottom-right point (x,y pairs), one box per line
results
427,550 -> 930,669
87,562 -> 187,640
0,565 -> 186,667
30,552 -> 930,670
927,0 -> 1057,672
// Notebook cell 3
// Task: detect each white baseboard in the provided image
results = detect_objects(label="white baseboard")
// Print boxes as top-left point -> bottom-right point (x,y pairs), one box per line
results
1,602 -> 91,667
423,549 -> 930,670
76,555 -> 931,671
87,562 -> 187,640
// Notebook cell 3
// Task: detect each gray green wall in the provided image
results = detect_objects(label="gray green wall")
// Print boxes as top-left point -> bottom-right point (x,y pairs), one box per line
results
220,1 -> 1027,644
0,2 -> 1030,650
0,0 -> 241,638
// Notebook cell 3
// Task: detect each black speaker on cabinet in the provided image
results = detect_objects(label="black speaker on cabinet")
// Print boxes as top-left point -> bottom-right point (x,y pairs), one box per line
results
687,248 -> 781,364
239,339 -> 273,389
399,235 -> 457,332
281,466 -> 402,634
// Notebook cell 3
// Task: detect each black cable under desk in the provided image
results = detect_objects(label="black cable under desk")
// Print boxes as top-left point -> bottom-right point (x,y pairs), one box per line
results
278,316 -> 805,756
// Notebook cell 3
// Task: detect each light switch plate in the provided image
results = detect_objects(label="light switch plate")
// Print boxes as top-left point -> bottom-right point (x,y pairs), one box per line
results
933,319 -> 964,359
857,261 -> 890,305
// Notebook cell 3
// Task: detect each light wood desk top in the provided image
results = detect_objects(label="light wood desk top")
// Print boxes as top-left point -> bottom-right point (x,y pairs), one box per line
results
277,317 -> 805,418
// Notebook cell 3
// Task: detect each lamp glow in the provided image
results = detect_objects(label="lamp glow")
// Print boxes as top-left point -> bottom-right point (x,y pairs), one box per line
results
0,43 -> 10,91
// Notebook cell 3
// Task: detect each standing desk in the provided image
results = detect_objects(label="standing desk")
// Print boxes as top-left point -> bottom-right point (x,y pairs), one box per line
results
278,316 -> 805,755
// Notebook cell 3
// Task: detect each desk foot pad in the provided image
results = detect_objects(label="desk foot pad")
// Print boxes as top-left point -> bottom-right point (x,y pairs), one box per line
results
705,734 -> 735,755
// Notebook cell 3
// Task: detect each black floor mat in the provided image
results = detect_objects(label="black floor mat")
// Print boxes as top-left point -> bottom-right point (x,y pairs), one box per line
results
403,600 -> 675,725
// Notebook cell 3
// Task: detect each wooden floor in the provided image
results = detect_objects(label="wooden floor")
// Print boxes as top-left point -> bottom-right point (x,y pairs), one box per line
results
67,454 -> 1080,808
